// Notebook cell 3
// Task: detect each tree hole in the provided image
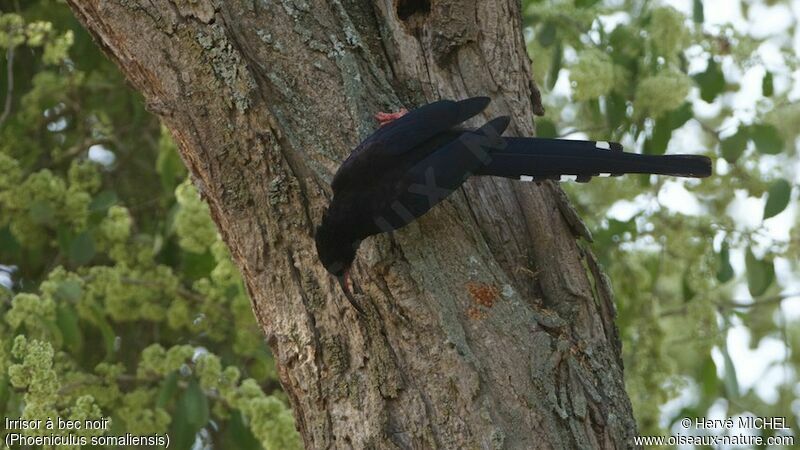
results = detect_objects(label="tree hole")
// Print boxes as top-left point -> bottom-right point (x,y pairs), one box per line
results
396,0 -> 431,21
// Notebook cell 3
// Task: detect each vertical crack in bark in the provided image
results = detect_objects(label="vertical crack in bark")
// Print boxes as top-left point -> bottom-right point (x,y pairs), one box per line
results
284,248 -> 336,446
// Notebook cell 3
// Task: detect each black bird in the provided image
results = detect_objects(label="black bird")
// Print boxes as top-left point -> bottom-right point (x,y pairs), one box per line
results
315,97 -> 711,308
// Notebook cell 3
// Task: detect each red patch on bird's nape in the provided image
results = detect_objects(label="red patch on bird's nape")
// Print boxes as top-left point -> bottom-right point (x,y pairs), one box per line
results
374,108 -> 408,127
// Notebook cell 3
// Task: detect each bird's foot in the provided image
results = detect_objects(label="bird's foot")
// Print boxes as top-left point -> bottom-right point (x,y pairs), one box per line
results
375,108 -> 408,127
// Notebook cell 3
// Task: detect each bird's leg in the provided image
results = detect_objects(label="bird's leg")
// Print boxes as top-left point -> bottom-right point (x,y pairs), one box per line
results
374,108 -> 408,127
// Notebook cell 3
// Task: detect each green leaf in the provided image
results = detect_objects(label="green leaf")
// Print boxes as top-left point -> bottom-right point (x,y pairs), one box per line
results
68,232 -> 95,265
156,372 -> 179,409
606,93 -> 627,130
182,250 -> 217,280
720,128 -> 748,163
157,141 -> 187,191
745,248 -> 774,297
699,357 -> 718,400
169,412 -> 195,450
547,40 -> 562,90
693,57 -> 725,103
0,226 -> 21,256
643,255 -> 660,284
42,317 -> 64,349
763,178 -> 791,220
649,116 -> 672,155
762,71 -> 774,97
183,379 -> 209,428
55,280 -> 82,302
608,26 -> 639,67
225,410 -> 262,450
575,0 -> 602,8
682,268 -> 696,301
56,304 -> 83,354
693,0 -> 704,23
0,375 -> 9,418
170,379 -> 209,450
750,124 -> 783,154
669,102 -> 693,130
57,226 -> 74,254
89,190 -> 118,212
721,346 -> 739,398
29,200 -> 56,225
88,303 -> 117,360
538,21 -> 557,47
535,118 -> 557,138
716,242 -> 734,283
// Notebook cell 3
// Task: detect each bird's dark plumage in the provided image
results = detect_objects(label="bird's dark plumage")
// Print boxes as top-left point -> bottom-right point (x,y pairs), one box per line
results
315,97 -> 711,303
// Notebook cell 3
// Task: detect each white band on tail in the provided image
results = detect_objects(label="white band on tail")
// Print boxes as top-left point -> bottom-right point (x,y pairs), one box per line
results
519,175 -> 534,182
595,141 -> 611,150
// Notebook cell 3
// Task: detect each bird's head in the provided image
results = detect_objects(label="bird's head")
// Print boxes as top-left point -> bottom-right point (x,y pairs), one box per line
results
314,221 -> 359,289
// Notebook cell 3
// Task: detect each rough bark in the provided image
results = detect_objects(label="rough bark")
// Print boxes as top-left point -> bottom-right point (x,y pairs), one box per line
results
66,0 -> 639,448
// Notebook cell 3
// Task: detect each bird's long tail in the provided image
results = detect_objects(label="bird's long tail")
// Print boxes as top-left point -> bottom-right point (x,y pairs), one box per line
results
474,137 -> 712,182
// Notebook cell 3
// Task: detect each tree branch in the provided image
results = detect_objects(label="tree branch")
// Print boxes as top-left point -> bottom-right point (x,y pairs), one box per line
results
0,45 -> 15,126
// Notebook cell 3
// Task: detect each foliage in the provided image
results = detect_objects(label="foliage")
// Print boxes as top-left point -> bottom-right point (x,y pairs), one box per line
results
0,1 -> 300,449
2,0 -> 798,446
525,0 -> 798,438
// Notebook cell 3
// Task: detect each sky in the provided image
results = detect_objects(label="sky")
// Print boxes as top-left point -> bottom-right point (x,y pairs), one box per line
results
539,0 -> 799,441
664,1 -> 800,420
576,0 -> 800,440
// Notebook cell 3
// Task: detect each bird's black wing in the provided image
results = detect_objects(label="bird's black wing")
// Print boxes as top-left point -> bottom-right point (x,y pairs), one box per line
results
474,137 -> 711,182
360,96 -> 491,155
369,116 -> 510,233
331,97 -> 491,193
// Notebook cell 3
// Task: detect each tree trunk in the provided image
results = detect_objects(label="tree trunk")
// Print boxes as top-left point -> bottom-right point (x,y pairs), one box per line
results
66,0 -> 639,448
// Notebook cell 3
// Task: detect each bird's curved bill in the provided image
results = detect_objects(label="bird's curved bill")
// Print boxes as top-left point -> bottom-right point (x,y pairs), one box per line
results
337,271 -> 352,295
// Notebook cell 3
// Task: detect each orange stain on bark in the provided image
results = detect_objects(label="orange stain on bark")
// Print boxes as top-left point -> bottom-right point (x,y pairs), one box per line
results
466,282 -> 500,320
